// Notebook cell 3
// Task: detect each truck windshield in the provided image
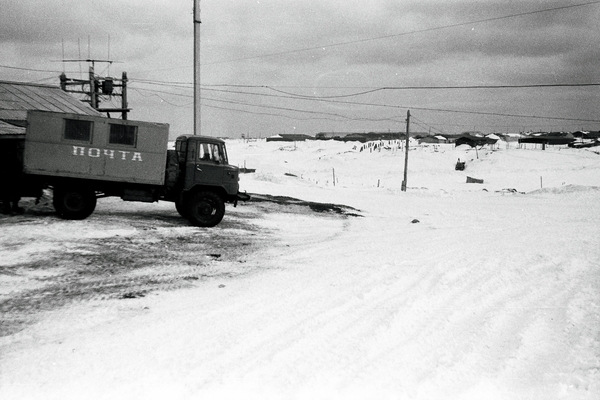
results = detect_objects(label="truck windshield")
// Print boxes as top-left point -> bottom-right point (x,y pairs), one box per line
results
198,142 -> 227,164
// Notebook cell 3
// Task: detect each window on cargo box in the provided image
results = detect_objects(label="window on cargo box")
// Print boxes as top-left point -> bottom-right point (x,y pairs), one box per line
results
109,124 -> 137,146
64,119 -> 92,142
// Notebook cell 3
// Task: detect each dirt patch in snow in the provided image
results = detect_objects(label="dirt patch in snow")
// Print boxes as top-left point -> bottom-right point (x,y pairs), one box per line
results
248,193 -> 362,217
0,194 -> 356,337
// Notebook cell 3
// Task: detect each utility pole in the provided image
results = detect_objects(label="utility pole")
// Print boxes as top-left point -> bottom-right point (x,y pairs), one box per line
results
121,71 -> 128,120
89,65 -> 97,109
59,59 -> 130,119
194,0 -> 201,135
401,109 -> 410,192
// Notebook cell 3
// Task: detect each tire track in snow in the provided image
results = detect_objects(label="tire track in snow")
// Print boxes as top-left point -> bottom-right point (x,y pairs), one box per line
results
183,193 -> 600,397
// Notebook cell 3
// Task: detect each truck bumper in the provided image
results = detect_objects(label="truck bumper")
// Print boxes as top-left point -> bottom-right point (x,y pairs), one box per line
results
233,191 -> 251,206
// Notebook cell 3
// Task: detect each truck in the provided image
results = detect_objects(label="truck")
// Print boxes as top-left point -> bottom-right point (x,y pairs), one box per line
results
0,110 -> 249,227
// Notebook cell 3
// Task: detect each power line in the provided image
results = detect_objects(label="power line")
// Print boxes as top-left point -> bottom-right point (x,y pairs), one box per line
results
130,88 -> 193,107
135,79 -> 600,90
128,1 -> 600,73
131,84 -> 600,124
4,67 -> 596,97
200,1 -> 600,66
134,84 -> 600,123
407,105 -> 600,124
265,83 -> 600,99
197,86 -> 600,123
0,64 -> 64,73
131,79 -> 600,98
132,86 -> 404,122
200,102 -> 349,122
411,116 -> 447,136
132,78 -> 193,88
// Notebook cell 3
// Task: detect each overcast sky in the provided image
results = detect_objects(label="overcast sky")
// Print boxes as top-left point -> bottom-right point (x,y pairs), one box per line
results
2,0 -> 599,138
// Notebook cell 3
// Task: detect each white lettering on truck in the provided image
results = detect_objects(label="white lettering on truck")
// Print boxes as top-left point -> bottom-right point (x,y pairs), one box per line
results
72,146 -> 143,162
73,146 -> 85,156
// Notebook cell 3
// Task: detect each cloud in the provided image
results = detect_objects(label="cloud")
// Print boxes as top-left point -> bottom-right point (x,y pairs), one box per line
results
2,0 -> 599,136
0,0 -> 190,63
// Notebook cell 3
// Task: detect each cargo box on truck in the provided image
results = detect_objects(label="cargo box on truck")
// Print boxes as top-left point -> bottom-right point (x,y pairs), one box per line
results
24,110 -> 169,186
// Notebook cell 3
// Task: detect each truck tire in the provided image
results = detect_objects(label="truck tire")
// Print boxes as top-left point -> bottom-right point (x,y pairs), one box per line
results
186,190 -> 225,227
53,187 -> 97,220
175,197 -> 189,218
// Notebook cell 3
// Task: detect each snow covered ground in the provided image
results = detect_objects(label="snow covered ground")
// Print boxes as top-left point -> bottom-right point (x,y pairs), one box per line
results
1,140 -> 599,399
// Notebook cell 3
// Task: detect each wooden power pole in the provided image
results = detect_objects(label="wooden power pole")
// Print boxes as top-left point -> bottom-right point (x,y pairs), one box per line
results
120,72 -> 128,120
401,109 -> 411,192
193,0 -> 201,135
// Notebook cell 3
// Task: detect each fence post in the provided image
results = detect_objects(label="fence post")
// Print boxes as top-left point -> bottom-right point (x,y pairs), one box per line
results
401,110 -> 410,191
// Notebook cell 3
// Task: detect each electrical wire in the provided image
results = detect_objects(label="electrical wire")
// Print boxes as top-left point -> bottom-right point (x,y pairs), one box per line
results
264,83 -> 600,99
0,64 -> 64,73
199,86 -> 600,123
200,1 -> 600,66
132,85 -> 408,122
130,84 -> 600,124
201,102 -> 346,122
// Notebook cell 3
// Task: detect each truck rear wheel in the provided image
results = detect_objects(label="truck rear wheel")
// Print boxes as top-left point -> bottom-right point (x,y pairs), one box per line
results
186,191 -> 225,227
53,187 -> 97,220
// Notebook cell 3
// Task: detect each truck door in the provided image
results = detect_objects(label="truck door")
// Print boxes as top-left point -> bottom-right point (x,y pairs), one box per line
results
189,141 -> 225,187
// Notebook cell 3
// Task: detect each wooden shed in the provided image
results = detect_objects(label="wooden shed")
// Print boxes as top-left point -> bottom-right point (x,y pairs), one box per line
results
0,80 -> 101,139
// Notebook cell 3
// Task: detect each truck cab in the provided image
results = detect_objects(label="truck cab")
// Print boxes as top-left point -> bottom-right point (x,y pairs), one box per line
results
171,135 -> 249,227
175,135 -> 239,198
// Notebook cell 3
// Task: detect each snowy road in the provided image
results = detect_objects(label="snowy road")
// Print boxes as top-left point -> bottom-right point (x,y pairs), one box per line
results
2,189 -> 599,400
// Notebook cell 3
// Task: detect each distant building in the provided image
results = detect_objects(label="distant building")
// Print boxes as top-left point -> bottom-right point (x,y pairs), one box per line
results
455,133 -> 497,147
460,131 -> 484,137
518,132 -> 575,146
572,131 -> 600,140
315,132 -> 354,140
586,131 -> 600,139
497,133 -> 522,142
266,133 -> 315,142
316,131 -> 424,143
419,135 -> 448,144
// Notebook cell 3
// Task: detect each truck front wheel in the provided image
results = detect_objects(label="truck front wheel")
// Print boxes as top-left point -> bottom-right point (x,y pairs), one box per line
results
53,187 -> 97,220
175,197 -> 189,218
186,191 -> 225,227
